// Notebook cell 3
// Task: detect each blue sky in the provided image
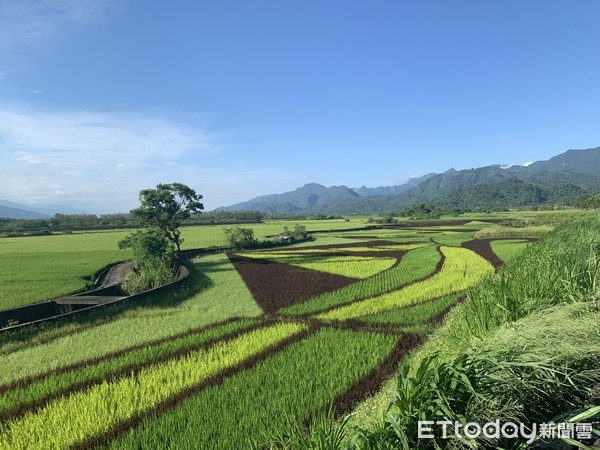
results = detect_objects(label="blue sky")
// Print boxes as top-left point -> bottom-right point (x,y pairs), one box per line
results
0,0 -> 599,213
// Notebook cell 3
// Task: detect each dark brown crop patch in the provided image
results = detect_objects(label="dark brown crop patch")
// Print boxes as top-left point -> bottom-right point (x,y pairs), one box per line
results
461,239 -> 504,268
228,253 -> 359,315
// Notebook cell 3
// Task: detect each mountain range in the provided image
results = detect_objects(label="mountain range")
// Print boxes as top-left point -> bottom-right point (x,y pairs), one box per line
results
219,146 -> 600,214
0,199 -> 86,220
3,146 -> 600,218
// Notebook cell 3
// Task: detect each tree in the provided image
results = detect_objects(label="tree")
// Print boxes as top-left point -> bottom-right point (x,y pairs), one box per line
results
130,183 -> 204,263
223,226 -> 258,249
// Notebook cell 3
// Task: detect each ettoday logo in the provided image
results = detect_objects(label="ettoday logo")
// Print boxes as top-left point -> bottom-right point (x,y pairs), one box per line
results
417,420 -> 594,444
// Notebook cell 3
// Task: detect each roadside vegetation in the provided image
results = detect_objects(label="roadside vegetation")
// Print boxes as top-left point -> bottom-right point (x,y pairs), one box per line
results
264,215 -> 600,449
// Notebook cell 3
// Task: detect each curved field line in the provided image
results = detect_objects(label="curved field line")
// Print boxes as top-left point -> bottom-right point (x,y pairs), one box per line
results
280,245 -> 443,316
461,238 -> 504,268
0,323 -> 309,450
330,332 -> 426,418
0,319 -> 264,424
0,316 -> 258,395
316,247 -> 493,321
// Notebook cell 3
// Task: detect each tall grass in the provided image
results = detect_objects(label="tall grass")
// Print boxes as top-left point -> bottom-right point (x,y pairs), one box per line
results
461,217 -> 600,340
344,215 -> 600,449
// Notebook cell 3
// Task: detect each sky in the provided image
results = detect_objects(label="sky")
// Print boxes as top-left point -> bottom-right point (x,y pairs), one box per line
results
0,0 -> 599,213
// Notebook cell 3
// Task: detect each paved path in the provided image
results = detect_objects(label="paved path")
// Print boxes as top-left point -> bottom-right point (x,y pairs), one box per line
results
97,262 -> 133,287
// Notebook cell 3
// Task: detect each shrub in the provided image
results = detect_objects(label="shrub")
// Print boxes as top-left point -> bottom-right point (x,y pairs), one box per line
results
223,226 -> 258,249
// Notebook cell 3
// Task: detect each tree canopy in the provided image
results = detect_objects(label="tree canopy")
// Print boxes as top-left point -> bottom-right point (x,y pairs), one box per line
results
130,183 -> 204,260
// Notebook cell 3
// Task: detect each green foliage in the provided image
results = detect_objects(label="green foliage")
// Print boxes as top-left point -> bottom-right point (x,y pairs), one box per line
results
577,193 -> 600,209
131,182 -> 204,257
118,228 -> 174,270
118,228 -> 176,294
367,213 -> 399,224
280,223 -> 309,240
223,226 -> 258,249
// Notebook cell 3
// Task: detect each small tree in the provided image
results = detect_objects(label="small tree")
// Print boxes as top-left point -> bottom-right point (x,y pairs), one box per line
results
291,224 -> 307,240
118,228 -> 175,294
130,183 -> 204,263
223,226 -> 258,249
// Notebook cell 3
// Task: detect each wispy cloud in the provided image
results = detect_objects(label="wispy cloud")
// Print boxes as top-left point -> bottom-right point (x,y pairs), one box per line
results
0,102 -> 225,211
0,0 -> 112,46
0,102 -> 301,213
0,103 -> 218,168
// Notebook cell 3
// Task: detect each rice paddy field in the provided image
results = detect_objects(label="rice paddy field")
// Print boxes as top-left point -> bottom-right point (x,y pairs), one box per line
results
0,215 -> 551,449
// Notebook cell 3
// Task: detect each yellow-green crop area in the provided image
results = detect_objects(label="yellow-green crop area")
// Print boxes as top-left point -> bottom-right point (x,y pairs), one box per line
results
0,216 -> 549,449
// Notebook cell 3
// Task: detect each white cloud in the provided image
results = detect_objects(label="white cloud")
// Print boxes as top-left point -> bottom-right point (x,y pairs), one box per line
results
523,161 -> 533,167
0,102 -> 225,211
0,103 -> 218,168
0,0 -> 112,46
0,101 -> 305,213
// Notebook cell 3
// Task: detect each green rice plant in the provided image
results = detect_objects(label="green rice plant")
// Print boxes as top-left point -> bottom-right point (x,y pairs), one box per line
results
0,253 -> 261,385
0,322 -> 306,450
236,253 -> 397,279
281,245 -> 441,316
288,256 -> 396,279
431,232 -> 474,247
254,406 -> 352,450
489,239 -> 530,263
317,247 -> 492,321
372,244 -> 427,251
104,328 -> 398,450
267,243 -> 426,253
351,216 -> 600,434
0,318 -> 258,419
0,231 -> 130,310
361,293 -> 461,325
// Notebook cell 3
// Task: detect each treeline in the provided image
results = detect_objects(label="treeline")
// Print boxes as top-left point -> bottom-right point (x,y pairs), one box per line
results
0,210 -> 266,236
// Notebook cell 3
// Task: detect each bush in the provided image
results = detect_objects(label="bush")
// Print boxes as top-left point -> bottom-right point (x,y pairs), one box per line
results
118,228 -> 176,294
223,226 -> 258,249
